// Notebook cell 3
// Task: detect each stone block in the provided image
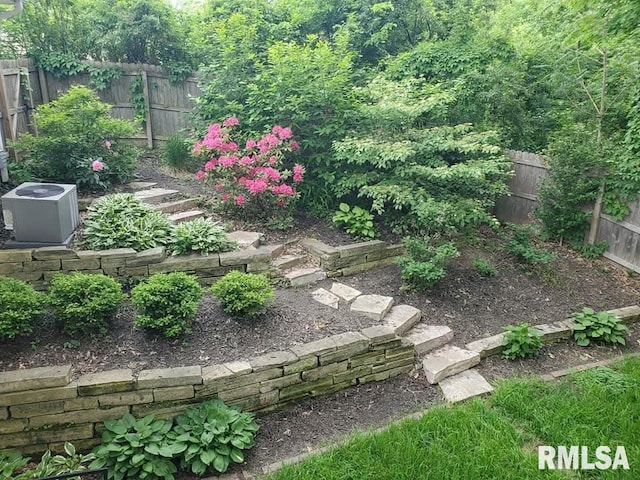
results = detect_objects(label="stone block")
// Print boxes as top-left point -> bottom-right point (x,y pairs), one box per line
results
323,254 -> 367,270
311,288 -> 340,309
228,391 -> 279,412
259,373 -> 302,393
196,368 -> 281,398
336,240 -> 385,258
0,418 -> 29,434
217,384 -> 260,402
22,259 -> 61,272
0,262 -> 23,274
119,265 -> 149,277
372,356 -> 414,373
404,324 -> 454,356
77,369 -> 135,396
196,265 -> 244,278
422,346 -> 480,384
77,250 -> 102,260
10,400 -> 65,418
608,305 -> 640,323
8,272 -> 43,282
32,247 -> 78,260
301,361 -> 348,382
29,406 -> 130,428
153,386 -> 194,402
341,257 -> 397,276
126,247 -> 166,266
219,249 -> 270,266
439,370 -> 494,403
385,345 -> 415,362
61,258 -> 101,271
334,365 -> 372,384
0,424 -> 95,449
224,361 -> 252,375
300,238 -> 339,260
64,396 -> 99,411
227,231 -> 263,249
465,333 -> 505,359
0,365 -> 72,394
282,356 -> 318,375
349,351 -> 386,368
1,408 -> 7,420
0,384 -> 77,407
131,400 -> 197,419
330,282 -> 362,302
360,325 -> 397,345
290,337 -> 336,359
137,366 -> 202,389
43,270 -> 66,282
202,364 -> 233,383
279,377 -> 334,401
149,255 -> 219,273
250,351 -> 298,372
0,249 -> 32,263
350,295 -> 394,321
285,268 -> 326,287
318,332 -> 369,365
273,254 -> 306,270
365,244 -> 404,262
384,305 -> 422,335
358,370 -> 391,384
98,248 -> 137,259
532,321 -> 573,342
98,390 -> 153,407
247,261 -> 271,273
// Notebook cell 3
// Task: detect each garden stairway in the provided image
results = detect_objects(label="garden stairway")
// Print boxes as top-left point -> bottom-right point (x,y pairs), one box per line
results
128,184 -> 205,224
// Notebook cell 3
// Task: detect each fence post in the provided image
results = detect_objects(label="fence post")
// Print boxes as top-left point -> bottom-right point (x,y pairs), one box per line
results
0,65 -> 14,147
37,66 -> 49,103
141,70 -> 153,149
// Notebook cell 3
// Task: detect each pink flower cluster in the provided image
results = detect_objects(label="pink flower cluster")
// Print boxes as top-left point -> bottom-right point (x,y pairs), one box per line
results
193,117 -> 304,216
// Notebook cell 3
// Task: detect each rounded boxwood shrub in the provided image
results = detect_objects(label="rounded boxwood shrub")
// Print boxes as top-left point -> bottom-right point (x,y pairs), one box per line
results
131,272 -> 204,338
211,271 -> 274,318
83,193 -> 174,251
48,272 -> 125,336
0,276 -> 46,339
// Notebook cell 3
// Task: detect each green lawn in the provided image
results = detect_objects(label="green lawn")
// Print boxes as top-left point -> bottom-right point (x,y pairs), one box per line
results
266,358 -> 640,479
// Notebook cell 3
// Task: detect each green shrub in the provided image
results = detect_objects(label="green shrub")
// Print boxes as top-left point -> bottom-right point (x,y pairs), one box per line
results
572,307 -> 628,346
504,224 -> 556,265
211,271 -> 274,318
0,277 -> 46,339
48,273 -> 125,336
171,218 -> 237,256
579,241 -> 608,259
83,194 -> 174,251
396,238 -> 458,290
10,85 -> 138,191
502,323 -> 543,360
162,133 -> 192,171
332,203 -> 377,239
131,272 -> 203,338
168,399 -> 259,475
473,259 -> 498,277
91,414 -> 181,480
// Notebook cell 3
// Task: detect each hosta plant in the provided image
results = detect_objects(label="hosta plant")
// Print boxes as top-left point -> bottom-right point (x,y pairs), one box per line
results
332,203 -> 377,239
171,218 -> 237,256
168,399 -> 259,475
572,307 -> 628,346
91,414 -> 182,480
502,323 -> 543,360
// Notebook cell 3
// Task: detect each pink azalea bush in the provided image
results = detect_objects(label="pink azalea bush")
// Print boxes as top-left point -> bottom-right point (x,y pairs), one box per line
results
194,118 -> 304,224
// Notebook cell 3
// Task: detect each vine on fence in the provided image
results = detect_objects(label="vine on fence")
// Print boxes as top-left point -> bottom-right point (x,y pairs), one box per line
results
129,74 -> 147,127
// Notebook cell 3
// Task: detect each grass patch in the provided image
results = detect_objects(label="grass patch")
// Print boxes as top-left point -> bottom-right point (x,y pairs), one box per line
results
266,358 -> 640,479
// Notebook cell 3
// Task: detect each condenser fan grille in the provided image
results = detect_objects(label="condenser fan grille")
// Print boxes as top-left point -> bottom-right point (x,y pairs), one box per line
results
15,185 -> 65,198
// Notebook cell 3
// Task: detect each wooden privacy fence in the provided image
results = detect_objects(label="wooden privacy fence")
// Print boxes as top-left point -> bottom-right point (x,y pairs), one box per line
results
0,58 -> 201,171
495,150 -> 640,273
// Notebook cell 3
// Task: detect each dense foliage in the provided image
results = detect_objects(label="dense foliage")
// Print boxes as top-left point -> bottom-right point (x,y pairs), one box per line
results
571,307 -> 628,347
83,194 -> 174,251
48,272 -> 125,336
10,86 -> 138,191
502,323 -> 543,360
131,272 -> 204,338
211,271 -> 274,317
0,277 -> 46,339
396,237 -> 458,290
171,218 -> 237,256
2,443 -> 95,480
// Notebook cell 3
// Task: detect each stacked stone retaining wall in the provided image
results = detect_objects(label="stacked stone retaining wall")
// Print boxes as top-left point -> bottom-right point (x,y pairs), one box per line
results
0,325 -> 413,453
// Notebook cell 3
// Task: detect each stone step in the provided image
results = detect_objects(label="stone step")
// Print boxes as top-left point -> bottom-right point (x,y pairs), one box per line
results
285,267 -> 327,287
272,254 -> 307,270
311,288 -> 339,309
439,369 -> 494,403
403,324 -> 453,355
350,294 -> 394,321
153,198 -> 198,214
126,181 -> 158,190
330,282 -> 362,302
134,188 -> 180,204
422,346 -> 480,384
228,231 -> 263,249
384,305 -> 422,335
167,210 -> 205,224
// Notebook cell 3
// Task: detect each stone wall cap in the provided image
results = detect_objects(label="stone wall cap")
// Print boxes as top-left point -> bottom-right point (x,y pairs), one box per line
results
0,365 -> 72,394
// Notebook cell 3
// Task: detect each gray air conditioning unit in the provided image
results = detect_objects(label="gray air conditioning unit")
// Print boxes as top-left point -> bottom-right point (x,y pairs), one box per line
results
1,183 -> 79,244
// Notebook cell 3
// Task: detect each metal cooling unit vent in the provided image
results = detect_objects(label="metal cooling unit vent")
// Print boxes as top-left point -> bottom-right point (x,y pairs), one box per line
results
1,182 -> 79,243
